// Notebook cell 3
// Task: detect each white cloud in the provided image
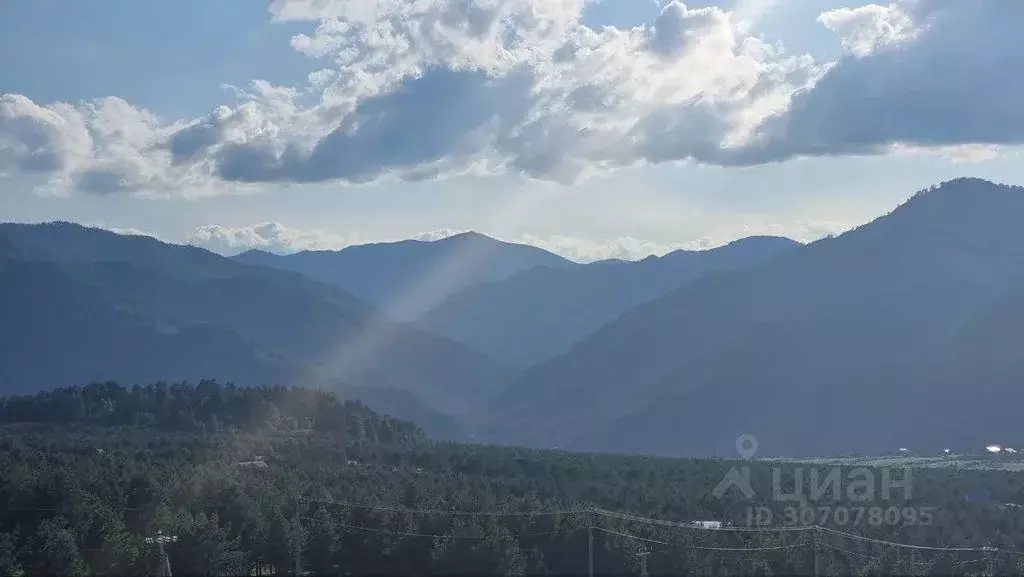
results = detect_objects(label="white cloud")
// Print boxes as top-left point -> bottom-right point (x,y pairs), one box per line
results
186,222 -> 361,254
1,0 -> 1021,195
515,218 -> 851,262
409,228 -> 469,242
890,142 -> 1002,164
104,226 -> 159,239
0,0 -> 820,194
81,222 -> 163,241
818,2 -> 921,58
0,95 -> 218,197
185,223 -> 477,254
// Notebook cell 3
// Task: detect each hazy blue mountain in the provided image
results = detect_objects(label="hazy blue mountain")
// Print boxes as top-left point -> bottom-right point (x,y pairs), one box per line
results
234,232 -> 574,320
0,231 -> 16,258
11,222 -> 267,282
418,236 -> 800,366
477,178 -> 1024,457
0,257 -> 297,395
880,283 -> 1024,450
0,223 -> 511,414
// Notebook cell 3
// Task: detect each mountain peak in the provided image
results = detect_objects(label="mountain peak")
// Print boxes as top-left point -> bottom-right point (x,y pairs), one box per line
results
906,177 -> 1021,206
432,231 -> 496,243
235,248 -> 279,258
901,178 -> 1022,216
720,235 -> 802,249
230,228 -> 571,319
834,178 -> 1024,247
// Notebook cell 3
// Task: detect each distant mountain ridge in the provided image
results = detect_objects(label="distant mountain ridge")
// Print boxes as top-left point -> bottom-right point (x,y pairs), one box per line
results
0,222 -> 510,416
234,231 -> 574,320
418,235 -> 800,366
8,178 -> 1024,457
477,178 -> 1024,457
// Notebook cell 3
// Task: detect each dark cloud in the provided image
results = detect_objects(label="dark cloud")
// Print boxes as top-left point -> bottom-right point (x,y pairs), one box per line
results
167,115 -> 226,165
755,0 -> 1024,161
215,143 -> 284,183
74,168 -> 132,195
213,67 -> 536,184
14,149 -> 64,173
629,99 -> 735,165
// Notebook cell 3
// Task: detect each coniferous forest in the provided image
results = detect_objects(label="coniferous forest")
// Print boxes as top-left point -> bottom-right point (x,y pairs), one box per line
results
3,382 -> 1024,576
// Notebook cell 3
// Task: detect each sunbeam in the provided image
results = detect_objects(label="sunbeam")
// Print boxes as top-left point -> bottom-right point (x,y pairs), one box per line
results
306,180 -> 553,413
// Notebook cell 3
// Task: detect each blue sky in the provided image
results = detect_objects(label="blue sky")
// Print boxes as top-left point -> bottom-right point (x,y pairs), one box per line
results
2,0 -> 1022,261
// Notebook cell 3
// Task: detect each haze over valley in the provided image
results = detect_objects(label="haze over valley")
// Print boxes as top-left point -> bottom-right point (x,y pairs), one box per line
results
5,178 -> 1024,457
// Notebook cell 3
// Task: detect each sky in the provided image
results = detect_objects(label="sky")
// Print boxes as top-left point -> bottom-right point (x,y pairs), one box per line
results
2,0 -> 1023,262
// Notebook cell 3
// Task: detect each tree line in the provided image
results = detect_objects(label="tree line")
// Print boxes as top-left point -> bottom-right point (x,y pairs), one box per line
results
2,382 -> 1024,575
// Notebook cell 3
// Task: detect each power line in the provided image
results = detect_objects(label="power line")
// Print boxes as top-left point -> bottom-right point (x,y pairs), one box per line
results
302,517 -> 570,539
593,508 -> 814,532
591,526 -> 668,545
953,558 -> 988,575
5,506 -> 148,511
299,497 -> 1016,556
818,525 -> 996,552
688,543 -> 809,552
819,541 -> 880,561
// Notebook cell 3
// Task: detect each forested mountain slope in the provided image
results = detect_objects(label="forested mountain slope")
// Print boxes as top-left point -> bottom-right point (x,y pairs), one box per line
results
0,223 -> 510,414
480,179 -> 1024,456
0,258 -> 296,395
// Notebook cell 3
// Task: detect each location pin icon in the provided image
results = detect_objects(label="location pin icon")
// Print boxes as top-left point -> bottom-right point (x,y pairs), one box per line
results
736,434 -> 758,459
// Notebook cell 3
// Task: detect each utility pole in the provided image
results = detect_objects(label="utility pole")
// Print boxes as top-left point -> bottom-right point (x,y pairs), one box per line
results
588,525 -> 594,577
812,526 -> 820,577
293,507 -> 303,576
145,530 -> 178,577
636,549 -> 650,577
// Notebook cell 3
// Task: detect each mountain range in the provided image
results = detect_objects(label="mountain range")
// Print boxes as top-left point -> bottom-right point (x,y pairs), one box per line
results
477,178 -> 1024,457
0,222 -> 508,415
5,178 -> 1024,457
234,228 -> 798,366
233,232 -> 573,320
418,236 -> 799,365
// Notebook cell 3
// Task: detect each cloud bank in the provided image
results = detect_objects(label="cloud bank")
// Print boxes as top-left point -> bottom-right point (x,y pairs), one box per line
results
186,222 -> 362,254
2,0 -> 1021,195
186,223 -> 477,254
